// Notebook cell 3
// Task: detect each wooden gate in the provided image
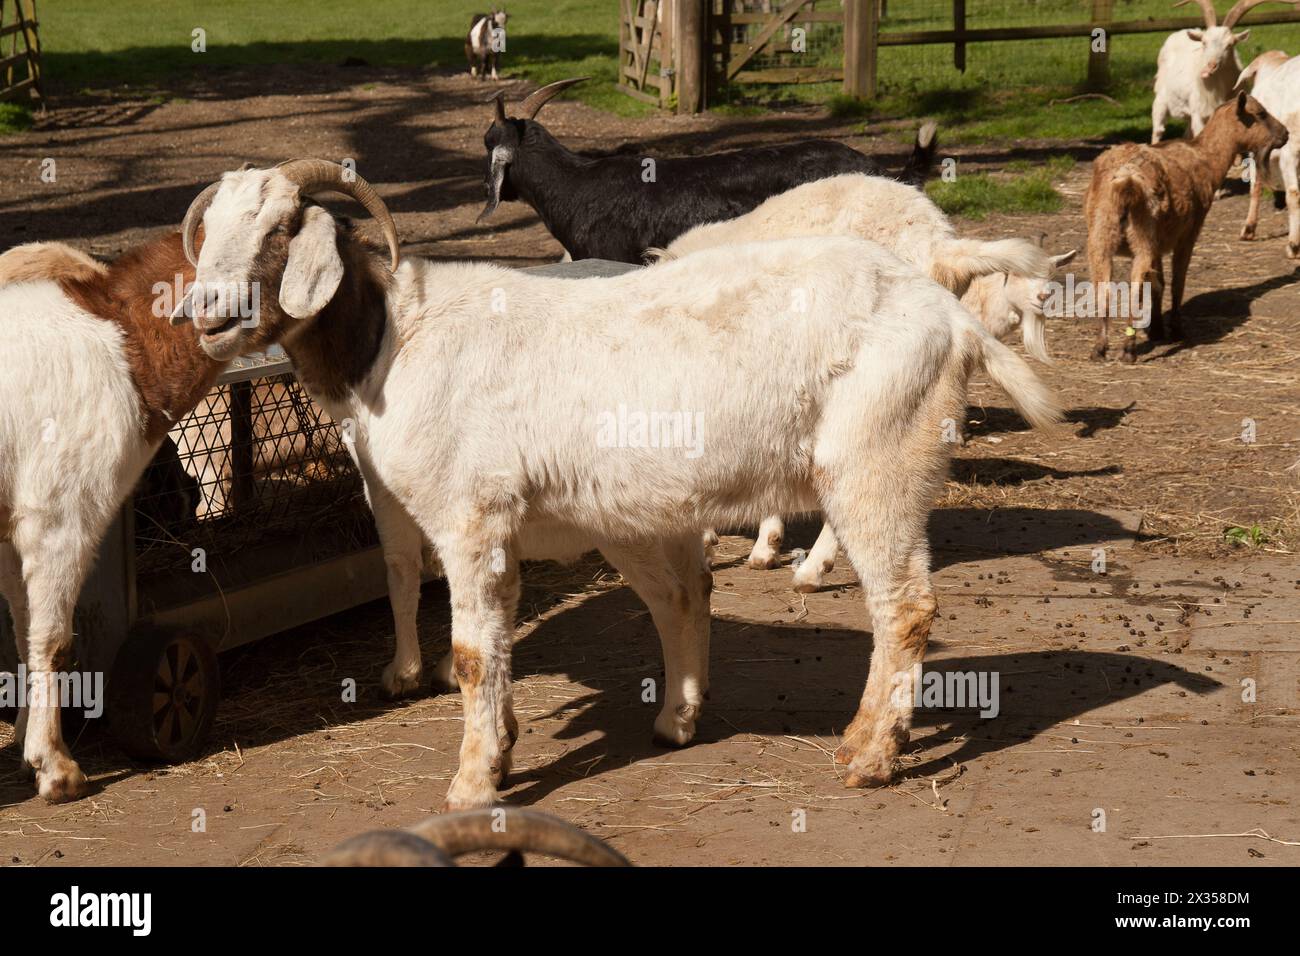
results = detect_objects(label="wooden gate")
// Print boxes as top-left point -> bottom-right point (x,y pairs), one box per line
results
619,0 -> 675,107
0,0 -> 41,103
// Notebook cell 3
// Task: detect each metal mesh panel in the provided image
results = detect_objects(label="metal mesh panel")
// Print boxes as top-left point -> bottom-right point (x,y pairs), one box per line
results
132,374 -> 377,586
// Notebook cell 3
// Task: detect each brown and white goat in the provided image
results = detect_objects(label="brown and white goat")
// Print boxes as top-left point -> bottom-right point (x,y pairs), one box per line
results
0,173 -> 400,803
466,10 -> 508,80
1085,92 -> 1289,362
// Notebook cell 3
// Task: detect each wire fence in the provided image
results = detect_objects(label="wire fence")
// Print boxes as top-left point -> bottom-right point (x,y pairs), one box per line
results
707,0 -> 1300,97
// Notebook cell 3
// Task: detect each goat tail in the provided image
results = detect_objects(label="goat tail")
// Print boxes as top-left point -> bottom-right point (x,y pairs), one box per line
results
971,323 -> 1063,432
899,120 -> 939,187
930,237 -> 1050,293
1109,171 -> 1157,224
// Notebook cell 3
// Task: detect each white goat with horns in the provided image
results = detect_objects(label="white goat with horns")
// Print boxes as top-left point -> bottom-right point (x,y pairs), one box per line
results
1152,0 -> 1300,144
172,160 -> 1061,810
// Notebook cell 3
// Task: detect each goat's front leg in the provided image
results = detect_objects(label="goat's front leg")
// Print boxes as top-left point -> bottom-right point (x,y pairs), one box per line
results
1241,154 -> 1264,241
747,515 -> 785,569
1282,157 -> 1300,260
369,486 -> 426,698
601,535 -> 710,747
436,527 -> 521,811
1150,95 -> 1168,145
1167,241 -> 1196,340
791,522 -> 839,593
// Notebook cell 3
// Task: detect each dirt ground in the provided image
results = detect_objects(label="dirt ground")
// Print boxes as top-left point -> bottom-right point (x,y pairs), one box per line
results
0,68 -> 1297,866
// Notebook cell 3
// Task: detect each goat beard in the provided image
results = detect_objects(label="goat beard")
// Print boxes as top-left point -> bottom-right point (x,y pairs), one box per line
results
478,146 -> 515,221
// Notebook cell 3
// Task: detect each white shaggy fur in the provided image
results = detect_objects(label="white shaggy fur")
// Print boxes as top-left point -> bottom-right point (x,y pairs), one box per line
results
181,165 -> 1062,810
655,174 -> 1055,360
651,173 -> 1070,585
1237,50 -> 1300,257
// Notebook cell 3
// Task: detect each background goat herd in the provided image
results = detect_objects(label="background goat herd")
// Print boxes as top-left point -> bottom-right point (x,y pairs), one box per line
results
0,1 -> 1298,869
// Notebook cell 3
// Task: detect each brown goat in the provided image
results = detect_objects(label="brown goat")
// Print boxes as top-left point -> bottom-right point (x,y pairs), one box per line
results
1084,92 -> 1289,362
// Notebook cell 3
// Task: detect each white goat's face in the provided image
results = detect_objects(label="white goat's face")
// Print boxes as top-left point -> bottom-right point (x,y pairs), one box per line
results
174,169 -> 343,362
1188,26 -> 1247,79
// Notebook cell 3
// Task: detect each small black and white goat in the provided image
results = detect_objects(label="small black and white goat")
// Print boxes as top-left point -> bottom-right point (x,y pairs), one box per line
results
466,9 -> 508,81
479,78 -> 940,263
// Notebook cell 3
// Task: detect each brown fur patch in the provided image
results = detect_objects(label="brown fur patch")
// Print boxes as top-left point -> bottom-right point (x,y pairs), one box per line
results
58,232 -> 224,444
452,645 -> 484,687
270,222 -> 391,403
897,594 -> 938,654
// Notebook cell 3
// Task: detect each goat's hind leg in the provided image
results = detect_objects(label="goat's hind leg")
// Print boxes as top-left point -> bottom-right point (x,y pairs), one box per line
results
819,415 -> 949,786
600,534 -> 711,747
435,521 -> 521,811
13,519 -> 95,802
0,542 -> 30,759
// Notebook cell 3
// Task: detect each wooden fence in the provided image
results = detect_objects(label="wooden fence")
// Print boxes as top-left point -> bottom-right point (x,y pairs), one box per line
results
0,0 -> 41,104
620,0 -> 1300,112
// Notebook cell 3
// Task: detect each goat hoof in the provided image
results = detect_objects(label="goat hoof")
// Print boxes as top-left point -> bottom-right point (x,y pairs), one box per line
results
746,551 -> 780,570
1089,348 -> 1107,362
1287,243 -> 1300,260
443,773 -> 498,812
1240,226 -> 1256,241
35,756 -> 89,804
791,580 -> 821,594
833,741 -> 857,766
652,704 -> 699,748
380,661 -> 423,699
842,754 -> 895,790
1120,351 -> 1137,365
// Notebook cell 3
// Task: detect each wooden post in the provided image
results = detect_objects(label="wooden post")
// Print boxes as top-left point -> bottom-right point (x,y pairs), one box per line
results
953,0 -> 966,72
674,0 -> 704,113
843,0 -> 878,99
1087,0 -> 1114,91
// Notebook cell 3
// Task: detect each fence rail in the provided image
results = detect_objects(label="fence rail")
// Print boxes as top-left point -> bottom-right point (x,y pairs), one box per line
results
622,1 -> 1300,112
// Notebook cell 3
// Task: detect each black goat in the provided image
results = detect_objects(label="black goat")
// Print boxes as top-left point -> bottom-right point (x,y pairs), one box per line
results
478,78 -> 939,263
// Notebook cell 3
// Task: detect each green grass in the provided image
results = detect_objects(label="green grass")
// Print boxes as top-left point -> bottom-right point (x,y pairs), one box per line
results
926,156 -> 1074,219
38,0 -> 649,115
30,0 -> 1300,139
0,101 -> 32,133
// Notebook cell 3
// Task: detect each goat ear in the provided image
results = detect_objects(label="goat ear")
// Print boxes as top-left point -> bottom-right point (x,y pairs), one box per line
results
1236,90 -> 1252,121
1187,29 -> 1203,40
1232,29 -> 1250,44
279,205 -> 344,319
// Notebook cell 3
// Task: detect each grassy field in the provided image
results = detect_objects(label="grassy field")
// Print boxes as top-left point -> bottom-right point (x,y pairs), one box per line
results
14,0 -> 1300,147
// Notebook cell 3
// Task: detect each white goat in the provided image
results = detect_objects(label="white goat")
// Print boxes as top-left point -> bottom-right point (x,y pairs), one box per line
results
1237,50 -> 1300,257
651,173 -> 1074,585
173,160 -> 1061,810
1151,0 -> 1297,143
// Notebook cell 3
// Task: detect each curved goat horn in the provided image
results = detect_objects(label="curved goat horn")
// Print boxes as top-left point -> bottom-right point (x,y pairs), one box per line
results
410,808 -> 631,867
323,830 -> 454,867
485,88 -> 508,123
180,181 -> 221,267
1173,0 -> 1219,27
519,77 -> 589,120
1224,0 -> 1299,27
277,159 -> 401,272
